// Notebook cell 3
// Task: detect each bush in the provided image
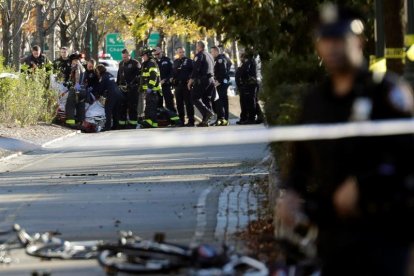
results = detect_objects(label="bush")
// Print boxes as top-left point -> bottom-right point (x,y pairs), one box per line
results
0,66 -> 57,127
261,52 -> 324,177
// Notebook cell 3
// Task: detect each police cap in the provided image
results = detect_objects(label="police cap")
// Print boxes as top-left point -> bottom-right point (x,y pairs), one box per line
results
316,3 -> 365,38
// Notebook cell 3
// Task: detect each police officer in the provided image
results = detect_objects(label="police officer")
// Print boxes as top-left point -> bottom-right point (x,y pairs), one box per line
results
117,49 -> 141,129
188,41 -> 215,127
278,4 -> 414,276
235,53 -> 258,125
140,47 -> 162,128
96,64 -> 123,131
211,46 -> 229,126
22,45 -> 51,71
84,59 -> 100,102
154,47 -> 176,113
53,46 -> 72,84
65,53 -> 86,127
172,47 -> 195,127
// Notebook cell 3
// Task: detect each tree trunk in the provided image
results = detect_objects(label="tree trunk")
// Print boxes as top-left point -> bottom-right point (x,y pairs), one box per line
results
384,0 -> 404,74
84,12 -> 92,60
12,31 -> 22,70
73,36 -> 80,51
59,12 -> 70,48
49,25 -> 56,60
91,17 -> 99,61
1,17 -> 11,66
36,4 -> 46,50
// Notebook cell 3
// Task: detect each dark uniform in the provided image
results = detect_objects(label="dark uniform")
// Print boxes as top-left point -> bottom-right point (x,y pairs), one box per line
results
235,57 -> 258,123
173,56 -> 194,125
117,58 -> 141,128
286,70 -> 414,276
22,54 -> 51,70
141,58 -> 162,128
97,72 -> 123,131
214,54 -> 230,122
53,57 -> 72,83
83,69 -> 100,102
157,56 -> 176,112
191,50 -> 215,125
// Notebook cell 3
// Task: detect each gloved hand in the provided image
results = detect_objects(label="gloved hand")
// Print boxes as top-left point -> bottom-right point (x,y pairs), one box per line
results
74,83 -> 81,91
146,88 -> 153,94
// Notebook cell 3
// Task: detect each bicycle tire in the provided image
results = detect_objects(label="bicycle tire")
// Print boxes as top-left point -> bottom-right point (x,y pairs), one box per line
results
98,242 -> 191,266
98,249 -> 183,275
25,242 -> 99,260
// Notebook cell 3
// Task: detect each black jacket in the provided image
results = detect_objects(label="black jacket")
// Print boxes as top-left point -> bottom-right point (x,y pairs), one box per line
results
157,56 -> 173,83
235,58 -> 257,87
84,69 -> 100,97
23,54 -> 51,70
286,70 -> 414,242
191,50 -> 214,79
117,59 -> 140,86
214,54 -> 229,84
53,57 -> 72,82
172,57 -> 193,84
98,72 -> 122,99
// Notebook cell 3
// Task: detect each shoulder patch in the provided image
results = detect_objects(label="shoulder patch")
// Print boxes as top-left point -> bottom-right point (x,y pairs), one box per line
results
194,57 -> 198,62
388,84 -> 414,113
218,59 -> 223,63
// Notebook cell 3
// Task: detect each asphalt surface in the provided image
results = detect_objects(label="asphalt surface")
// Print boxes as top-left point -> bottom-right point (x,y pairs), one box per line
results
0,124 -> 267,275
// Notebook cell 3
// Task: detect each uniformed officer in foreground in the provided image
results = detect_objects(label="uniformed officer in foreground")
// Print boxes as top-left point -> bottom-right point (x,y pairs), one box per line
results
140,47 -> 162,128
154,47 -> 176,113
188,41 -> 215,127
53,46 -> 72,84
278,4 -> 414,276
117,49 -> 141,129
172,47 -> 195,126
22,45 -> 51,71
211,46 -> 230,126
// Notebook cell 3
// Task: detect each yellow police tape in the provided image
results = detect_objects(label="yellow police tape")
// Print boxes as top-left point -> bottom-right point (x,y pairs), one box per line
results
385,48 -> 405,59
43,119 -> 414,149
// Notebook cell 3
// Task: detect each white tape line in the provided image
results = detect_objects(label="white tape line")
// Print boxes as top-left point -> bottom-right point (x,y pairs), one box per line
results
191,187 -> 213,247
58,119 -> 414,149
154,119 -> 414,146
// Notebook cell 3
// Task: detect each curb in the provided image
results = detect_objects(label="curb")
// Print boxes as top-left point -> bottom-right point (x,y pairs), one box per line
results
0,151 -> 22,162
41,130 -> 80,148
0,130 -> 80,163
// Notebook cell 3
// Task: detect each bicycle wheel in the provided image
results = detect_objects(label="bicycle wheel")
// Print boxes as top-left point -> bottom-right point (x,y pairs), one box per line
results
98,249 -> 182,275
26,241 -> 99,260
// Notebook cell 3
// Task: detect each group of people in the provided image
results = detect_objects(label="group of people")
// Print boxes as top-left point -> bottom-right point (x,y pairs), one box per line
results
21,42 -> 263,131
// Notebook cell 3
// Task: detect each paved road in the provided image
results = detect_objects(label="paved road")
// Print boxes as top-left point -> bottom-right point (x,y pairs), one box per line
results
0,125 -> 267,275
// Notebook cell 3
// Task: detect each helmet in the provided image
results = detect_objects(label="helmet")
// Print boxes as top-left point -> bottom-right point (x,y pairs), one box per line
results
140,46 -> 154,57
